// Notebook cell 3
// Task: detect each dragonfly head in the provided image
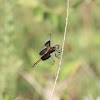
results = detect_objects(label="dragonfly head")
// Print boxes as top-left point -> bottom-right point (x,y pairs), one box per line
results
55,44 -> 59,50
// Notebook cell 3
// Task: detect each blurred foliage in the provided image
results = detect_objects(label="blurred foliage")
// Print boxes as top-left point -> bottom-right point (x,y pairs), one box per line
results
0,0 -> 100,100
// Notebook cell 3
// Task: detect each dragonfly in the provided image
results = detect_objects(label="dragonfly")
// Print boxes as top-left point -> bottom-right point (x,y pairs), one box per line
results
32,34 -> 61,67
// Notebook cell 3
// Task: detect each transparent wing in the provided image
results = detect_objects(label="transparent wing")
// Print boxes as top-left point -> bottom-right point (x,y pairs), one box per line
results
39,47 -> 47,55
46,56 -> 55,65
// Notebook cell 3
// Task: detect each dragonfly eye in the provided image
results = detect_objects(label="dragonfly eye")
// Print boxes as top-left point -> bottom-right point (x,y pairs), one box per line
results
55,44 -> 59,50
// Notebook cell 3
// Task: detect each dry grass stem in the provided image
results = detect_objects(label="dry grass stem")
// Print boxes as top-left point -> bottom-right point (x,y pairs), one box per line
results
50,0 -> 70,100
14,97 -> 20,100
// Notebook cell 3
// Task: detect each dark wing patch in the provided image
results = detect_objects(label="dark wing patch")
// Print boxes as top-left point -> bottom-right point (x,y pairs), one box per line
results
39,48 -> 47,55
45,41 -> 50,49
45,34 -> 51,49
41,52 -> 51,60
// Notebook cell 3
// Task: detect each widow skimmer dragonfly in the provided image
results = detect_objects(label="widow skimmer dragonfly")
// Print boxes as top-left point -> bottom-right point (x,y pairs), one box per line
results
32,34 -> 61,67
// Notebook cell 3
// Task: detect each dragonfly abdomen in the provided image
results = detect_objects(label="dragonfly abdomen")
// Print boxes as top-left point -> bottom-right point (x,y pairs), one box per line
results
32,58 -> 42,67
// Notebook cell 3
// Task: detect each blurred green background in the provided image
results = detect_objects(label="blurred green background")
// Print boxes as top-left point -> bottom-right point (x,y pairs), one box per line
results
0,0 -> 100,100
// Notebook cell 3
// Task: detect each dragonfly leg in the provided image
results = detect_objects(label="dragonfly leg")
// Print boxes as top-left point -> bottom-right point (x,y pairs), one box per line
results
55,52 -> 60,59
52,58 -> 55,65
56,50 -> 61,53
57,49 -> 62,53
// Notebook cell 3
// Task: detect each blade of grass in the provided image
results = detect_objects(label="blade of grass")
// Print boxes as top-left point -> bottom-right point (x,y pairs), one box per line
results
50,0 -> 70,99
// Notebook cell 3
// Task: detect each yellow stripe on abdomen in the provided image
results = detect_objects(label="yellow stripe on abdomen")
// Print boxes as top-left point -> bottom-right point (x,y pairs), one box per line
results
32,58 -> 42,67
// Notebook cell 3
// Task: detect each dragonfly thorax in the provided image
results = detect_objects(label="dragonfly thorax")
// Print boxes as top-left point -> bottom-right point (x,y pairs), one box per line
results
54,44 -> 59,51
